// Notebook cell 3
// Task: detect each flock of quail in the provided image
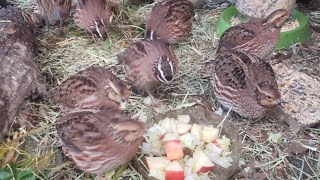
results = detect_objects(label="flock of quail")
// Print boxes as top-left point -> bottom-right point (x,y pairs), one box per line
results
29,0 -> 294,178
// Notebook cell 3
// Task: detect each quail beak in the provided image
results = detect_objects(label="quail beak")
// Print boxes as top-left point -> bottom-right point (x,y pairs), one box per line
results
277,98 -> 287,108
119,97 -> 127,110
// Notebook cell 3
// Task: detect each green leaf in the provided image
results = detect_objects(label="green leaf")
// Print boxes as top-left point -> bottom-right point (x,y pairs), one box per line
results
16,168 -> 35,180
0,168 -> 13,180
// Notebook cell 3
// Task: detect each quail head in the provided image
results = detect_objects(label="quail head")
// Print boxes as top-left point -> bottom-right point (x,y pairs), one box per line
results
56,108 -> 144,177
217,9 -> 289,59
119,39 -> 178,106
145,0 -> 195,44
212,50 -> 284,119
52,66 -> 129,112
36,0 -> 71,26
73,0 -> 113,41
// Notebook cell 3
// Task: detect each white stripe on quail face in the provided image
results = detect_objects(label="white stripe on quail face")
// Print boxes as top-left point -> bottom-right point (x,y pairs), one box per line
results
168,57 -> 174,78
100,18 -> 107,28
109,15 -> 113,23
157,57 -> 168,83
94,20 -> 103,39
150,30 -> 154,40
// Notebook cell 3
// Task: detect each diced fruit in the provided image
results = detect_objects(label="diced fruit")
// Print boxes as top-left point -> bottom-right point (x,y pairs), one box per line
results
180,133 -> 195,150
190,124 -> 202,145
165,140 -> 184,160
216,136 -> 231,152
160,117 -> 177,133
205,143 -> 223,155
177,123 -> 192,135
146,156 -> 171,170
165,161 -> 184,180
201,126 -> 219,143
177,115 -> 191,124
204,151 -> 233,169
163,133 -> 179,142
192,149 -> 215,173
149,169 -> 165,180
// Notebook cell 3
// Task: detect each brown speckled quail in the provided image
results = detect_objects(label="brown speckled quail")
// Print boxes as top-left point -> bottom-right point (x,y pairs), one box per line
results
211,50 -> 284,119
56,108 -> 144,178
36,0 -> 71,26
73,0 -> 113,41
217,9 -> 289,59
145,0 -> 195,44
119,39 -> 178,106
52,66 -> 129,112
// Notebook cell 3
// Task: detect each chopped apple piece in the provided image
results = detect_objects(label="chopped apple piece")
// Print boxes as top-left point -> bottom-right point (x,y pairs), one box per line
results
177,123 -> 192,135
163,133 -> 179,142
201,126 -> 219,143
216,135 -> 231,152
192,149 -> 215,173
149,169 -> 165,180
190,124 -> 202,145
203,152 -> 233,169
205,143 -> 223,155
177,115 -> 191,124
160,117 -> 177,133
146,156 -> 171,170
165,140 -> 184,160
165,161 -> 184,180
180,133 -> 196,150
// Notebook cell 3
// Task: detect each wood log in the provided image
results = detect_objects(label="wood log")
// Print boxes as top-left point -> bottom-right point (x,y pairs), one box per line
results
0,6 -> 46,140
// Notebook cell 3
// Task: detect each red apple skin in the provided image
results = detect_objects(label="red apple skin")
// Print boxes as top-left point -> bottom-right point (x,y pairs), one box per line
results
165,140 -> 184,160
197,166 -> 215,173
165,171 -> 184,180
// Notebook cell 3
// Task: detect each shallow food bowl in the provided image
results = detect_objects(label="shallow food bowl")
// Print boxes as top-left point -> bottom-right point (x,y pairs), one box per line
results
132,106 -> 242,180
214,6 -> 311,49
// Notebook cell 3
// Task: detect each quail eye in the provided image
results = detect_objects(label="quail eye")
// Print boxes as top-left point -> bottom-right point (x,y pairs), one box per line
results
267,95 -> 272,100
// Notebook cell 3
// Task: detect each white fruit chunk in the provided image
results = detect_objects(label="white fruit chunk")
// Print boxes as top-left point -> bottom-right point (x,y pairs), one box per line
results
201,126 -> 219,143
216,135 -> 231,152
190,124 -> 202,145
146,156 -> 171,170
192,149 -> 215,173
177,123 -> 192,135
160,117 -> 177,133
180,133 -> 196,150
149,169 -> 165,180
177,115 -> 191,124
205,143 -> 223,155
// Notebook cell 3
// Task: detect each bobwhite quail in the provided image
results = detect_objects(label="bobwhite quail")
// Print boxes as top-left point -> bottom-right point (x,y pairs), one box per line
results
36,0 -> 71,26
212,50 -> 284,119
217,9 -> 289,59
52,66 -> 129,112
119,39 -> 178,106
145,0 -> 195,44
73,0 -> 113,41
56,108 -> 144,178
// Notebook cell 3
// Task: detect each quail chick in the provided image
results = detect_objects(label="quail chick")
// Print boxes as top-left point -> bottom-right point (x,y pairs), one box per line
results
73,0 -> 113,41
119,39 -> 178,106
145,0 -> 195,44
36,0 -> 71,27
212,50 -> 284,119
56,108 -> 144,178
52,66 -> 129,112
217,9 -> 289,59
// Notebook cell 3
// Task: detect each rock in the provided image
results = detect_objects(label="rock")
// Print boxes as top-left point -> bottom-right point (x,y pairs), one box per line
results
0,6 -> 46,139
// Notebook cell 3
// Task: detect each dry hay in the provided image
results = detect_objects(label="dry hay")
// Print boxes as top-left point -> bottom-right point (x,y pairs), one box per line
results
1,0 -> 319,180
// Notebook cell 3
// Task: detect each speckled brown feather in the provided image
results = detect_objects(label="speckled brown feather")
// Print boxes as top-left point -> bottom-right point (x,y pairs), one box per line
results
119,39 -> 178,92
145,0 -> 195,44
56,108 -> 144,174
73,0 -> 112,39
217,9 -> 289,59
53,66 -> 128,111
212,50 -> 280,118
36,0 -> 71,25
